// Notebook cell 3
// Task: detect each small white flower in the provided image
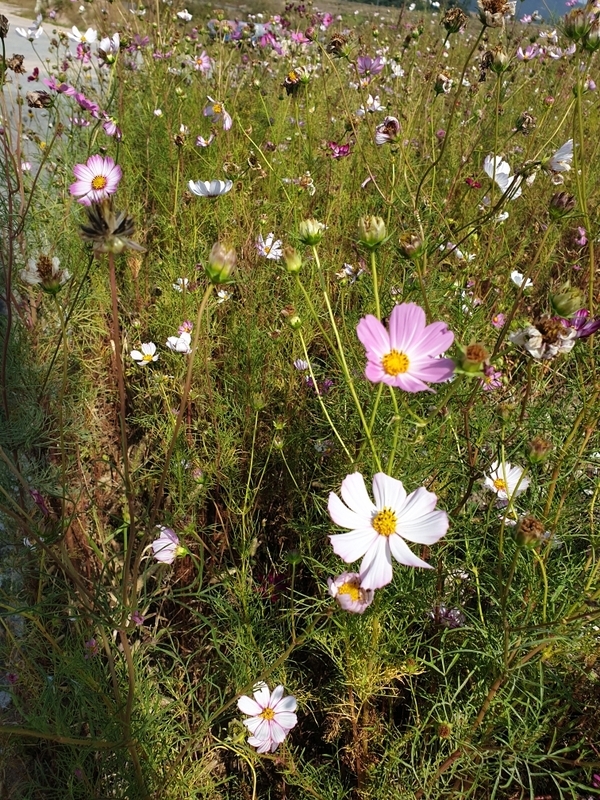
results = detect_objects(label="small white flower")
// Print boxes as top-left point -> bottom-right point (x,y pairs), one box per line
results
67,26 -> 97,44
356,94 -> 386,117
484,461 -> 529,501
166,331 -> 192,354
256,232 -> 283,260
130,342 -> 158,365
153,109 -> 163,117
16,21 -> 44,41
547,139 -> 573,173
216,289 -> 232,303
237,683 -> 297,753
172,278 -> 189,292
195,134 -> 214,147
188,179 -> 233,198
483,155 -> 523,199
510,270 -> 533,289
176,8 -> 192,20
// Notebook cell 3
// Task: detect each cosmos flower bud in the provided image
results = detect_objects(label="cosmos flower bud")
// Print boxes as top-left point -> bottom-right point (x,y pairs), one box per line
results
358,216 -> 387,249
515,515 -> 546,548
528,436 -> 553,463
398,233 -> 424,260
298,218 -> 326,246
434,71 -> 453,95
442,7 -> 467,33
563,7 -> 592,42
549,191 -> 576,219
0,15 -> 8,39
205,242 -> 236,284
583,20 -> 600,52
283,245 -> 302,274
550,281 -> 584,317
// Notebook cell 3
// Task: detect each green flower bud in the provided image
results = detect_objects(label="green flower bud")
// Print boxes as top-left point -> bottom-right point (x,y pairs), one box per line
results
550,281 -> 584,317
205,242 -> 236,284
283,245 -> 302,274
528,436 -> 553,463
298,219 -> 326,246
398,233 -> 424,260
549,191 -> 576,219
489,45 -> 510,74
358,216 -> 387,249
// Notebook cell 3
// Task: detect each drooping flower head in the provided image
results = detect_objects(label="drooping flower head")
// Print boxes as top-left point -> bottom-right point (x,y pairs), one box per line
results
328,472 -> 449,590
20,254 -> 70,294
203,96 -> 232,130
237,683 -> 297,753
152,526 -> 185,563
356,302 -> 455,392
70,155 -> 122,205
327,572 -> 374,613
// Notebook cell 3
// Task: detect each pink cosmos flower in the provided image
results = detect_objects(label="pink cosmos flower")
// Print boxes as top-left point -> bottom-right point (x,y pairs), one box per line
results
328,472 -> 449,590
203,96 -> 232,131
69,155 -> 122,205
237,683 -> 297,753
356,302 -> 454,392
152,526 -> 182,564
327,572 -> 374,613
491,312 -> 506,329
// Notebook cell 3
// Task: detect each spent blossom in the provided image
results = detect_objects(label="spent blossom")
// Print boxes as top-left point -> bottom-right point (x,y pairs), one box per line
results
356,302 -> 455,392
237,683 -> 297,753
20,254 -> 70,293
375,116 -> 400,145
510,317 -> 577,359
328,471 -> 449,590
203,96 -> 232,131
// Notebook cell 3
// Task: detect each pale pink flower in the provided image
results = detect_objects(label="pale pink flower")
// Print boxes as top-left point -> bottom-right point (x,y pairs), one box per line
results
356,302 -> 454,392
327,572 -> 374,613
69,154 -> 122,205
328,472 -> 449,590
203,96 -> 232,131
152,526 -> 182,564
237,683 -> 297,753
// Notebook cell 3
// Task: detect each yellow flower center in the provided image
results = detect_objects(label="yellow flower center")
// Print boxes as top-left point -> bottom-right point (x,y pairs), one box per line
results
372,508 -> 397,537
493,478 -> 507,492
382,350 -> 410,376
264,245 -> 271,254
260,707 -> 275,720
91,175 -> 108,191
142,353 -> 154,362
212,102 -> 222,114
288,70 -> 298,81
337,581 -> 361,601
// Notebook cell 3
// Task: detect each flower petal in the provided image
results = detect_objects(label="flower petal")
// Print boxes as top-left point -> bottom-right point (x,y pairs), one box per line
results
371,473 -> 406,513
237,695 -> 263,716
356,315 -> 391,359
273,711 -> 297,731
388,302 -> 426,353
340,472 -> 376,517
359,537 -> 393,589
398,509 -> 449,545
269,685 -> 284,707
272,694 -> 297,714
329,529 -> 379,563
328,492 -> 371,531
388,534 -> 432,568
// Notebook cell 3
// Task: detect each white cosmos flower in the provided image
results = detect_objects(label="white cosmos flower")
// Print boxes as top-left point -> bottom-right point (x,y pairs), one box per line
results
130,342 -> 159,365
16,20 -> 44,41
483,155 -> 523,199
176,8 -> 192,20
67,26 -> 97,43
328,472 -> 449,590
548,139 -> 573,173
237,683 -> 297,753
510,270 -> 532,289
188,179 -> 233,197
166,331 -> 192,354
327,572 -> 374,614
256,232 -> 283,260
484,461 -> 529,500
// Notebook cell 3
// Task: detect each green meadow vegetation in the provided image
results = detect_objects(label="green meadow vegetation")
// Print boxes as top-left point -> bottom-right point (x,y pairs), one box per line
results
1,0 -> 600,796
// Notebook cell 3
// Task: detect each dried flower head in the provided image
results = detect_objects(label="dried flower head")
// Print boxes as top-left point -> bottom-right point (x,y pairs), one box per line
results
326,32 -> 351,57
79,200 -> 146,254
442,7 -> 467,33
477,0 -> 516,27
515,515 -> 546,548
20,254 -> 71,294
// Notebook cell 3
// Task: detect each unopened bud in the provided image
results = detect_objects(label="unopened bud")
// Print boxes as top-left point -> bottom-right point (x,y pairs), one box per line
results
298,218 -> 326,246
283,245 -> 302,274
563,7 -> 591,42
528,436 -> 553,463
583,20 -> 600,52
549,191 -> 576,219
550,281 -> 584,317
489,46 -> 509,74
515,515 -> 545,548
358,216 -> 387,249
205,242 -> 236,284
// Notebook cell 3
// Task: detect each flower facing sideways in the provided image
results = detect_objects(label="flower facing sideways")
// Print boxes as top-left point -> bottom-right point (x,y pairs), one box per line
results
484,461 -> 529,501
328,572 -> 374,613
166,331 -> 192,354
356,302 -> 455,392
20,254 -> 70,293
328,472 -> 449,590
152,526 -> 187,563
237,683 -> 297,753
188,179 -> 232,198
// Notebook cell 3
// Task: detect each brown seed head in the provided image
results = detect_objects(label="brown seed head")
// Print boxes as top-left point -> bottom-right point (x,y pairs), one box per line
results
516,515 -> 546,548
442,7 -> 467,33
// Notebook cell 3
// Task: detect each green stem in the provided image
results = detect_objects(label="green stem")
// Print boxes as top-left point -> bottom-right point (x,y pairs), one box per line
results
370,249 -> 381,320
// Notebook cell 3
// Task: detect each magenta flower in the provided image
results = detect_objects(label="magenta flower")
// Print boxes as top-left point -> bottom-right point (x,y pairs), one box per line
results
70,155 -> 122,205
491,312 -> 506,329
328,141 -> 352,158
565,309 -> 600,338
356,55 -> 385,77
356,303 -> 455,392
480,365 -> 502,391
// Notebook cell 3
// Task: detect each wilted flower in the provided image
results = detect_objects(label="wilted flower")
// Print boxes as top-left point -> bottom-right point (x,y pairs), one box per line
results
256,232 -> 283,260
79,200 -> 145,254
477,0 -> 516,27
298,219 -> 326,245
549,191 -> 576,219
429,605 -> 466,628
357,302 -> 455,392
283,67 -> 307,95
328,573 -> 374,614
546,139 -> 573,175
203,96 -> 232,131
484,460 -> 529,500
188,179 -> 233,197
515,515 -> 546,548
98,32 -> 120,64
166,331 -> 192,354
375,116 -> 400,145
328,141 -> 352,158
70,155 -> 122,205
565,309 -> 600,338
20,254 -> 71,294
442,7 -> 467,33
510,317 -> 577,359
328,471 -> 449,589
326,32 -> 351,58
130,342 -> 158,365
237,683 -> 297,753
434,72 -> 453,95
152,526 -> 185,563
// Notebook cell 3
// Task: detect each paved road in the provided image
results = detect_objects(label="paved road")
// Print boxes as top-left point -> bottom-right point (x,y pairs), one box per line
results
1,4 -> 68,76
